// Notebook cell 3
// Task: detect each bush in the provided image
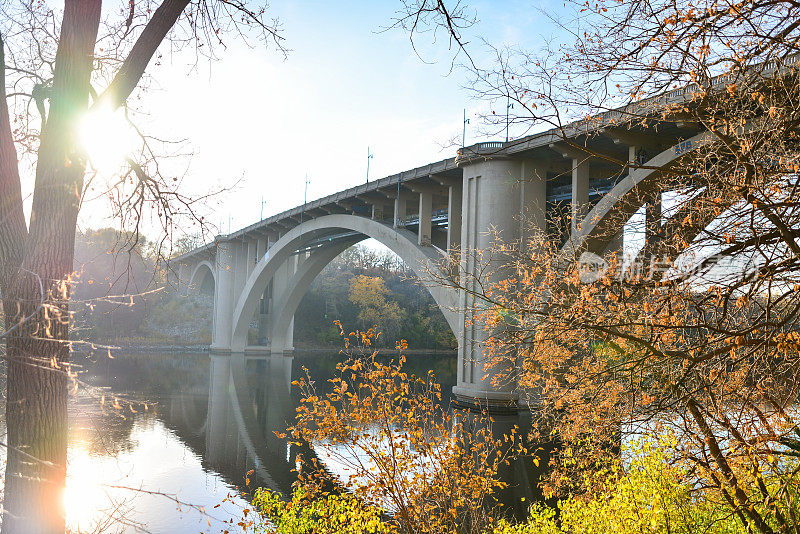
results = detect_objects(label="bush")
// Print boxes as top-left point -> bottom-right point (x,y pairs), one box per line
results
265,328 -> 518,534
253,487 -> 391,534
505,438 -> 797,534
249,403 -> 800,534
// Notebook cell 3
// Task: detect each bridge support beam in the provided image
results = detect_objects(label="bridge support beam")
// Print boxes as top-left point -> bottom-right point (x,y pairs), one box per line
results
268,257 -> 297,352
176,263 -> 189,295
520,162 -> 547,245
256,236 -> 266,264
246,239 -> 256,277
371,203 -> 391,221
418,191 -> 433,246
394,196 -> 407,228
268,240 -> 356,354
257,284 -> 271,345
233,240 -> 248,303
572,157 -> 590,232
447,184 -> 462,254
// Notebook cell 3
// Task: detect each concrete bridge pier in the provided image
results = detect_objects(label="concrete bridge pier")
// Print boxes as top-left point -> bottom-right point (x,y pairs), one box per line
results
211,240 -> 235,351
203,233 -> 304,353
268,256 -> 298,353
453,156 -> 547,408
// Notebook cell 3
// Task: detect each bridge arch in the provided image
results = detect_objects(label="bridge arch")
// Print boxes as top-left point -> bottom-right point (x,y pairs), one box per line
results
268,239 -> 359,352
565,130 -> 713,257
188,260 -> 215,293
230,214 -> 460,351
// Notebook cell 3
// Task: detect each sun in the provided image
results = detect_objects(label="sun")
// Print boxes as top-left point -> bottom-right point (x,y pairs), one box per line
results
78,104 -> 138,173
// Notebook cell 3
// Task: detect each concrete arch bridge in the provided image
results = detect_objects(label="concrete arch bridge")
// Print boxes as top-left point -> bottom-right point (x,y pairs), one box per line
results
175,83 -> 723,407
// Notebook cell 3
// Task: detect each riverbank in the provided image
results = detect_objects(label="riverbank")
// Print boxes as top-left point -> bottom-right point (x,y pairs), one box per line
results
78,343 -> 457,356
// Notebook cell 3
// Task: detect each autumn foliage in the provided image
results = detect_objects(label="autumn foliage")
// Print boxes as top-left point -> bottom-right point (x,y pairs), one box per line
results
419,0 -> 800,530
260,325 -> 521,534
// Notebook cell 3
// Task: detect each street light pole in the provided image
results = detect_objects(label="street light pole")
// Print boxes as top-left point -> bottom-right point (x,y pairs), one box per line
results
366,147 -> 374,183
260,196 -> 267,220
462,109 -> 470,148
301,174 -> 310,223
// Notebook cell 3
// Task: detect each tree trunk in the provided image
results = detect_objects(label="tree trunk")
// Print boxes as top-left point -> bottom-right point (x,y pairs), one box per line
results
2,298 -> 69,533
0,1 -> 101,531
0,0 -> 194,528
2,203 -> 81,534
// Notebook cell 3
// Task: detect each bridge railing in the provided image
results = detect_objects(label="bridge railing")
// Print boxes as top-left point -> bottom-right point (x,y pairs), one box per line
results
455,142 -> 507,161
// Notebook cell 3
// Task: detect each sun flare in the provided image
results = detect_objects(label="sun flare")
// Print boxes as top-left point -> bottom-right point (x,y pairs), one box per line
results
78,105 -> 138,173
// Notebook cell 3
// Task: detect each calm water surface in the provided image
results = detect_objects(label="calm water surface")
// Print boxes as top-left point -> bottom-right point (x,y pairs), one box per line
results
19,350 -> 461,533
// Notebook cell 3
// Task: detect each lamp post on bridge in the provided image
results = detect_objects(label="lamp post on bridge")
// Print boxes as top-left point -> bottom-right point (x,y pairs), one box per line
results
462,108 -> 470,148
366,147 -> 374,183
300,174 -> 311,223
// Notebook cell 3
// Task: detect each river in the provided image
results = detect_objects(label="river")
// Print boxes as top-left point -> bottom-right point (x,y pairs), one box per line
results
2,350 -> 482,533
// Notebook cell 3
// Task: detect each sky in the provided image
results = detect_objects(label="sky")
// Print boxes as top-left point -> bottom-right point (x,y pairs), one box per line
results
77,0 -> 569,239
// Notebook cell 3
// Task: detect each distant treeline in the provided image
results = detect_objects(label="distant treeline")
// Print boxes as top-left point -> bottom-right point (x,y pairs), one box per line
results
67,229 -> 456,350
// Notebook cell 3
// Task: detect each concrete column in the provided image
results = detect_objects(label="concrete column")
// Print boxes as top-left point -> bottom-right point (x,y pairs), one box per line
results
212,241 -> 234,350
447,184 -> 462,254
269,259 -> 295,353
520,161 -> 547,245
295,251 -> 308,270
257,283 -> 271,345
371,203 -> 392,221
456,158 -> 522,405
572,158 -> 590,232
265,230 -> 279,255
286,257 -> 297,351
418,191 -> 433,246
232,241 -> 247,292
246,239 -> 257,277
256,237 -> 266,265
394,196 -> 407,228
176,263 -> 188,295
227,241 -> 249,350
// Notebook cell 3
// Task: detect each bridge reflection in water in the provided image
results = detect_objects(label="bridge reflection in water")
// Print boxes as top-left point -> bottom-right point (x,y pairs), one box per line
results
156,352 -> 544,518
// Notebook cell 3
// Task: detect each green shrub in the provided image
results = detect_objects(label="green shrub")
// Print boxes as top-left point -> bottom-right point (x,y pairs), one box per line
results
503,438 -> 790,534
253,487 -> 392,534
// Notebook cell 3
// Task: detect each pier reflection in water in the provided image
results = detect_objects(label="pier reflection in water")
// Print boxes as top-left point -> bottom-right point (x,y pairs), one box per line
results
59,350 -> 539,532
